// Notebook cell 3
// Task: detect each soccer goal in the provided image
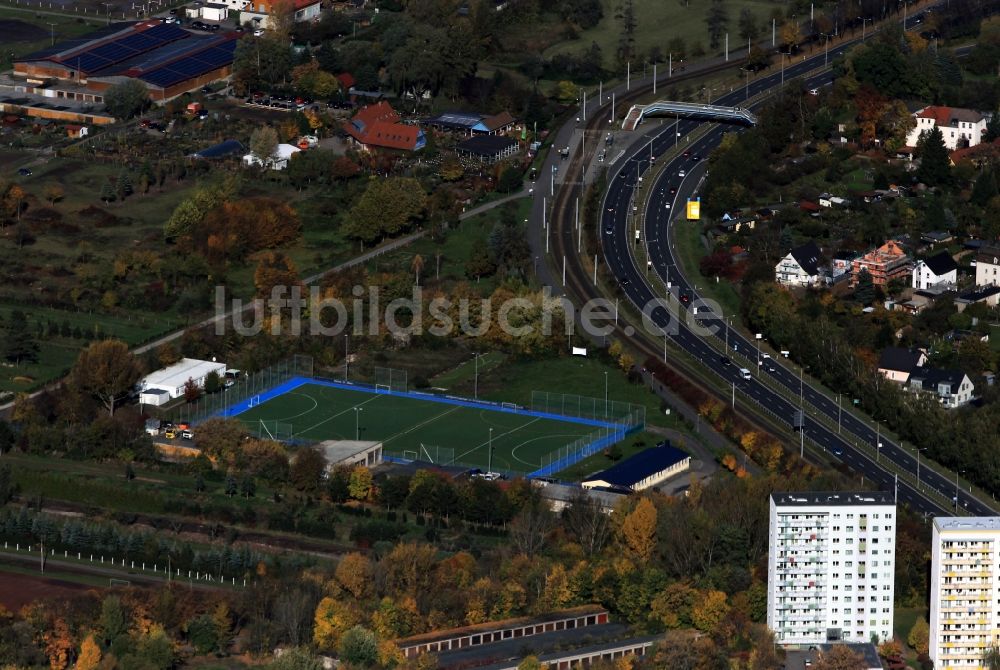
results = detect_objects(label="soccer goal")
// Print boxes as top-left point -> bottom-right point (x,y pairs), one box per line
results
109,578 -> 131,587
401,450 -> 419,462
258,421 -> 293,441
248,396 -> 261,408
419,444 -> 455,465
501,402 -> 519,411
375,384 -> 392,394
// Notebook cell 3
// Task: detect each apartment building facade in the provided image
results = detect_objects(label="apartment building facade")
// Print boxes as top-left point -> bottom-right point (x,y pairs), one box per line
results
851,241 -> 912,287
767,492 -> 896,646
930,517 -> 1000,670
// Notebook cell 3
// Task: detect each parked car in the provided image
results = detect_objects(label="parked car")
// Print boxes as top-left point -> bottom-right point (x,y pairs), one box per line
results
17,167 -> 31,176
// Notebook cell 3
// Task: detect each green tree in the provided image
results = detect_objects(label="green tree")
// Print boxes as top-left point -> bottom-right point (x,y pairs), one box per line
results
203,370 -> 222,394
290,446 -> 327,492
916,126 -> 952,187
70,340 -> 142,416
737,8 -> 759,42
338,626 -> 378,666
705,0 -> 729,50
225,474 -> 237,497
249,126 -> 280,163
854,268 -> 876,306
985,111 -> 1000,143
971,169 -> 998,206
115,170 -> 133,201
3,310 -> 39,364
100,181 -> 116,203
265,646 -> 324,670
497,166 -> 523,193
344,178 -> 427,244
464,238 -> 496,279
185,614 -> 220,655
98,595 -> 129,646
103,79 -> 149,119
240,475 -> 256,499
907,616 -> 930,656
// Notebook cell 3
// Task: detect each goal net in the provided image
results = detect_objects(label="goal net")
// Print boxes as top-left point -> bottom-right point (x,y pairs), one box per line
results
374,367 -> 408,393
258,420 -> 294,441
419,444 -> 455,465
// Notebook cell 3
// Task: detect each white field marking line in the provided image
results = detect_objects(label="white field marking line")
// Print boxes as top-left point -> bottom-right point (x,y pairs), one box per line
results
297,392 -> 384,437
476,409 -> 530,429
380,405 -> 463,447
269,391 -> 319,423
453,417 -> 542,464
510,433 -> 590,468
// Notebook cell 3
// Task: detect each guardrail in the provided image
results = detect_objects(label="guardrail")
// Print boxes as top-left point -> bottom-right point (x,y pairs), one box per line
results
623,101 -> 757,131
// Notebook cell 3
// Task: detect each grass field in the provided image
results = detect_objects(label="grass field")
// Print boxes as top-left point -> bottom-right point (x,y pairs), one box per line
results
235,381 -> 620,473
544,0 -> 780,66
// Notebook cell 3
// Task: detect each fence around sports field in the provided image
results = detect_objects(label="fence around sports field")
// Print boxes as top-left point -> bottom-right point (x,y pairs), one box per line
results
174,356 -> 645,479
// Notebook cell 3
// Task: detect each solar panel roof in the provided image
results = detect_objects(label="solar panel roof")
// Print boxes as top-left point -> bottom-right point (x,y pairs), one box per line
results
72,53 -> 113,73
115,33 -> 160,52
140,68 -> 186,88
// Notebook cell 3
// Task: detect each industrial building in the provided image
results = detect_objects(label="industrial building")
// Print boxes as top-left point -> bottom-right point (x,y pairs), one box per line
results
767,491 -> 896,647
930,517 -> 1000,670
13,21 -> 239,104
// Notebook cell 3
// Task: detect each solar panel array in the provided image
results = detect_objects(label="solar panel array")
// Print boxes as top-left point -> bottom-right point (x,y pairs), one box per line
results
139,38 -> 237,89
62,22 -> 190,74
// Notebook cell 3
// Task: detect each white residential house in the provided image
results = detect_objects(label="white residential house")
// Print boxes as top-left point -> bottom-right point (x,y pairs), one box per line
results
242,143 -> 301,170
907,368 -> 974,409
906,105 -> 988,150
976,248 -> 1000,287
240,0 -> 320,28
877,347 -> 928,384
930,517 -> 1000,670
775,241 -> 822,287
912,251 -> 958,290
767,491 -> 896,647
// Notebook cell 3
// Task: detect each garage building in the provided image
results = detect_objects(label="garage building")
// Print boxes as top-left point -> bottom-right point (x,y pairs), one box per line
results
317,440 -> 384,469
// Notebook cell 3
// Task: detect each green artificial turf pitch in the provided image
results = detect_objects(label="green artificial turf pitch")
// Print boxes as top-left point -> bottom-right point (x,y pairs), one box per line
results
235,382 -> 603,472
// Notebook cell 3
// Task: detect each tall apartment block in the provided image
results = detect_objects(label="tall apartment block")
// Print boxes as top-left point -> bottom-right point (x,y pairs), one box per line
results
767,492 -> 897,646
930,517 -> 1000,670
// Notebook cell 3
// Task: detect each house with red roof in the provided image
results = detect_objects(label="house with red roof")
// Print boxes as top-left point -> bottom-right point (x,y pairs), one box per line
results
240,0 -> 321,29
343,101 -> 426,152
906,105 -> 988,150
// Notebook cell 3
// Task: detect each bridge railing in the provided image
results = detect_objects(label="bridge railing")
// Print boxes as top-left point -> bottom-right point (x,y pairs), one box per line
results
623,101 -> 757,131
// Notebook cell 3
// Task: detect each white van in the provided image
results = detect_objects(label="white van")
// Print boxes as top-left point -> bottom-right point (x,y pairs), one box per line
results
739,368 -> 752,380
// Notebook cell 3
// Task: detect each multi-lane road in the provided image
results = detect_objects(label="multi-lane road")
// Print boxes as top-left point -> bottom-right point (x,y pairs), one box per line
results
583,23 -> 994,518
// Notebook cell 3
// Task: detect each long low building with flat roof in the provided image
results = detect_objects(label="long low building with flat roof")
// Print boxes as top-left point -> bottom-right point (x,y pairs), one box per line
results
13,20 -> 239,103
140,358 -> 227,399
581,442 -> 690,492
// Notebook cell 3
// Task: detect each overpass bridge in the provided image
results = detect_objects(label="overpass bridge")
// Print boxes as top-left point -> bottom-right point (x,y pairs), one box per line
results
622,101 -> 757,131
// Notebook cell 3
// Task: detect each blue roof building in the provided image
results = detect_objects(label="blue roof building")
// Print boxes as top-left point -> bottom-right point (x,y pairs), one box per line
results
582,442 -> 690,492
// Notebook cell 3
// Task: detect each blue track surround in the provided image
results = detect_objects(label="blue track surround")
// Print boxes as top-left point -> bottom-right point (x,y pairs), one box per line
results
215,376 -> 643,478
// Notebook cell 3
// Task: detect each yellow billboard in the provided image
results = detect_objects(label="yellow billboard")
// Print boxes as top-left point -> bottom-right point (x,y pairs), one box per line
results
686,198 -> 701,220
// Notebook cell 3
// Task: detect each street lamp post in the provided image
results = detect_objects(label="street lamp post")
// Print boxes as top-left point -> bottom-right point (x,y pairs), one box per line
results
474,353 -> 480,400
353,407 -> 363,441
955,470 -> 964,512
604,371 -> 608,416
755,333 -> 762,368
875,421 -> 882,463
916,447 -> 927,490
488,428 -> 494,474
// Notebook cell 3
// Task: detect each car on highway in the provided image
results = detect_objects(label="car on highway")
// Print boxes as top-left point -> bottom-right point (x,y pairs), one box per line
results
682,150 -> 690,157
678,170 -> 686,178
691,154 -> 699,161
669,186 -> 677,194
739,367 -> 752,380
679,294 -> 690,304
720,356 -> 731,366
832,448 -> 843,457
604,223 -> 614,235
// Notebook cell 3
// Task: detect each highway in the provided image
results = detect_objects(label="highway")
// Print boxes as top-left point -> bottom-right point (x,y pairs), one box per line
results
584,23 -> 995,518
